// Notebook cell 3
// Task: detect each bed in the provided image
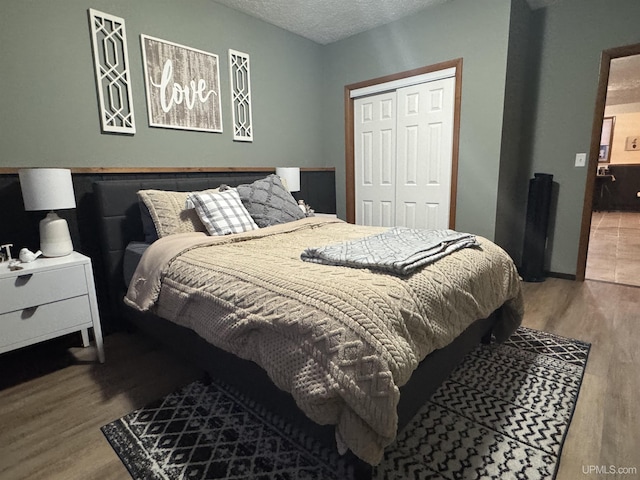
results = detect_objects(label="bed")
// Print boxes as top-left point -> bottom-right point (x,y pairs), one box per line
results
94,174 -> 523,475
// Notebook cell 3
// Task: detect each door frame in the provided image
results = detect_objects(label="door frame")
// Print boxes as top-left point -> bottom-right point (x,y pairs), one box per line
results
344,58 -> 463,224
576,43 -> 640,281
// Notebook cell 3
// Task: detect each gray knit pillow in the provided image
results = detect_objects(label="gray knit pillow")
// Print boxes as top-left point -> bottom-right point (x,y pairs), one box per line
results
225,175 -> 305,228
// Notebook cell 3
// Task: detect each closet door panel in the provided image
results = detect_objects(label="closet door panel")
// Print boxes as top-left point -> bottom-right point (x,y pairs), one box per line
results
396,78 -> 455,230
354,92 -> 397,226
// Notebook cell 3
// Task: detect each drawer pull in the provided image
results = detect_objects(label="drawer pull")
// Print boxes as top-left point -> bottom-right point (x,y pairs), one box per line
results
15,274 -> 33,286
21,306 -> 38,319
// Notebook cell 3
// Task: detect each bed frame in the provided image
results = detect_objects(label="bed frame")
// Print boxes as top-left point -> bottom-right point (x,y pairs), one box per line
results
93,176 -> 498,477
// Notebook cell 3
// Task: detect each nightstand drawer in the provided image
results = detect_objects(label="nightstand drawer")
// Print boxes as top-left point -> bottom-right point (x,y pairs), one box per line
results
0,264 -> 88,314
0,295 -> 92,349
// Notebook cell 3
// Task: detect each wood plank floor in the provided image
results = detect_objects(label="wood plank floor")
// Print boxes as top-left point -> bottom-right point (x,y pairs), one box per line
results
522,278 -> 639,480
0,278 -> 638,479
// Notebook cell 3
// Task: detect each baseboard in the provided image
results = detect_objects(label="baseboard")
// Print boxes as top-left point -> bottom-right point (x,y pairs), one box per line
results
517,266 -> 577,282
546,271 -> 577,281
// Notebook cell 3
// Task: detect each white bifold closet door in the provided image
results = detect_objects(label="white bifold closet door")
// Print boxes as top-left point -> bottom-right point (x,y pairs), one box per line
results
354,77 -> 455,230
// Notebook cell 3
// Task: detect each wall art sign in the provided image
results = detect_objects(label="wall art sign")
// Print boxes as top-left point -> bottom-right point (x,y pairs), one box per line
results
229,49 -> 253,142
599,116 -> 614,162
88,9 -> 136,134
141,35 -> 222,133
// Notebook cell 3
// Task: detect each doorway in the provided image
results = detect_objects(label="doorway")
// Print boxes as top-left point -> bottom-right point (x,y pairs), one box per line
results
578,43 -> 640,286
344,59 -> 463,225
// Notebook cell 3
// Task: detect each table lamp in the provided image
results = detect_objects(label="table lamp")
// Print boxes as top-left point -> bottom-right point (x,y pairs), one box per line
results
276,166 -> 309,213
18,168 -> 76,257
275,167 -> 300,193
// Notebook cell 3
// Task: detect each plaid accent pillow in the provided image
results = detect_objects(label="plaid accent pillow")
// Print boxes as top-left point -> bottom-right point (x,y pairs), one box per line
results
186,188 -> 258,236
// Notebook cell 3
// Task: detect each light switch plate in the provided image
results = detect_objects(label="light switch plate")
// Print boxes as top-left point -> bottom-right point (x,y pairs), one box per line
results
575,153 -> 586,167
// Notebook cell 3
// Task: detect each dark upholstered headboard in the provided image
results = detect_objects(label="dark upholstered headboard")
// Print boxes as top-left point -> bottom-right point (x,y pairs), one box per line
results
93,173 -> 270,320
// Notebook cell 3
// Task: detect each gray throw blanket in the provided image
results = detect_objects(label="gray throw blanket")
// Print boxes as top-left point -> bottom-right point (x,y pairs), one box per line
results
301,227 -> 479,275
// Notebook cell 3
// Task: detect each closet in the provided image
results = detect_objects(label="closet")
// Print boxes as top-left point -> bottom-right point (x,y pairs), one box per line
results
353,74 -> 455,230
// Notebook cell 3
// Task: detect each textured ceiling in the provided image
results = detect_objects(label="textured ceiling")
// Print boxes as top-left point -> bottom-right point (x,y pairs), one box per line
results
212,0 -> 639,106
213,0 -> 554,45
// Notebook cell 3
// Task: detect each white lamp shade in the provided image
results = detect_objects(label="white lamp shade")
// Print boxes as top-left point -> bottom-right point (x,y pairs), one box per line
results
18,168 -> 76,211
275,167 -> 300,192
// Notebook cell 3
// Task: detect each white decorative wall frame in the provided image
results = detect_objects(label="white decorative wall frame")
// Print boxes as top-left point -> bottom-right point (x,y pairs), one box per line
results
88,9 -> 136,134
229,50 -> 253,142
141,35 -> 222,133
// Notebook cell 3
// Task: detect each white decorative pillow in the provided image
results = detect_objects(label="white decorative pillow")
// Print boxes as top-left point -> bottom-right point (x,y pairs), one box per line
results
187,188 -> 259,236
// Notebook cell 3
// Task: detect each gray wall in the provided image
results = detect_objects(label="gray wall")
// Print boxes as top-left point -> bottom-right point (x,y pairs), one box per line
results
0,0 -> 324,169
495,0 -> 534,263
5,0 -> 640,276
321,0 -> 513,240
524,0 -> 640,275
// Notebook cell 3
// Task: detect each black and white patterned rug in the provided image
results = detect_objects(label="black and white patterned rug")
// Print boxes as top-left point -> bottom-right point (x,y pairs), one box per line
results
102,327 -> 589,480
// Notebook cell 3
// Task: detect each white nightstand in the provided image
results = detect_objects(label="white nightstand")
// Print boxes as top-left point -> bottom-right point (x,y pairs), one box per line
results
0,252 -> 105,363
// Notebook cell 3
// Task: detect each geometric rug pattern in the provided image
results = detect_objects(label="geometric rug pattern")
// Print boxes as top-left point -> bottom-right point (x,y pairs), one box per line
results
376,326 -> 590,479
102,378 -> 350,480
102,326 -> 589,480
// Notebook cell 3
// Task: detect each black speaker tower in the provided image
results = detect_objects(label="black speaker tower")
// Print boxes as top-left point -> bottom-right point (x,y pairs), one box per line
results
521,173 -> 553,282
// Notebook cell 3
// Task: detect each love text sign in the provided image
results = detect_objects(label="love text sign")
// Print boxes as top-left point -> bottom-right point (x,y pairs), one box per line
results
141,35 -> 222,133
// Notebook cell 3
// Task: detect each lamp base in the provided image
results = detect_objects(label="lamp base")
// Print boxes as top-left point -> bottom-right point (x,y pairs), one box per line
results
40,212 -> 73,257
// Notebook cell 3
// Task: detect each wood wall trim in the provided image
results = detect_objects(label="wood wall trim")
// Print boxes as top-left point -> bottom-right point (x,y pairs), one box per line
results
576,42 -> 640,281
0,166 -> 335,175
449,60 -> 463,229
73,167 -> 274,174
345,58 -> 462,93
344,58 -> 463,226
344,85 -> 356,223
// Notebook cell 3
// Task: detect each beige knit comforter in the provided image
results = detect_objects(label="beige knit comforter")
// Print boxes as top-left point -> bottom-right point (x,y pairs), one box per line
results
125,217 -> 524,465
